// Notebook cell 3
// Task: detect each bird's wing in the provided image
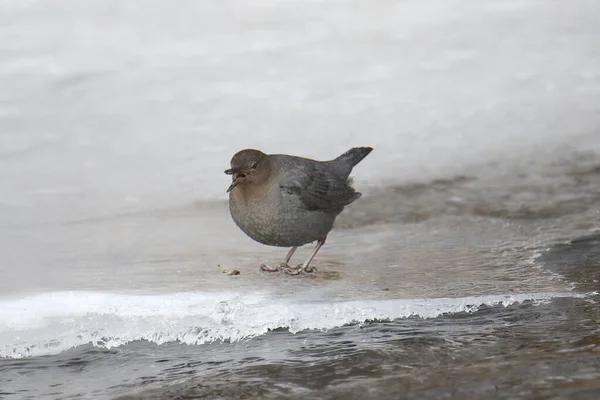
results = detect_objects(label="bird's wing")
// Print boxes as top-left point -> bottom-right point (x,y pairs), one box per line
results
280,164 -> 360,212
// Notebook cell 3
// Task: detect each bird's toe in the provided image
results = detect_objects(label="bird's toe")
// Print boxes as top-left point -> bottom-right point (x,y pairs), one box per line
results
259,263 -> 280,272
282,266 -> 302,275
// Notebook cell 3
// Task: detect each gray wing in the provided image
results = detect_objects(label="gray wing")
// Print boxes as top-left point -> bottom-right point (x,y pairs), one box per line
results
279,162 -> 360,212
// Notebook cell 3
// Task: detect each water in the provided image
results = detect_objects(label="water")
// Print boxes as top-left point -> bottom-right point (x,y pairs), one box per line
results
1,0 -> 600,399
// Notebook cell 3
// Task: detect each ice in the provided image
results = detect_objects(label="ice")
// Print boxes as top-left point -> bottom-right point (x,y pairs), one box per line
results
0,290 -> 585,358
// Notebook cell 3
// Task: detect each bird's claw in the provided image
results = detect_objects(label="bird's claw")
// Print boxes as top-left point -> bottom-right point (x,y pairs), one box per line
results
303,265 -> 317,273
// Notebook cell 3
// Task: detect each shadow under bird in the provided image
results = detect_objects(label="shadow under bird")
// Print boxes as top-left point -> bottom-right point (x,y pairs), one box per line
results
225,146 -> 373,275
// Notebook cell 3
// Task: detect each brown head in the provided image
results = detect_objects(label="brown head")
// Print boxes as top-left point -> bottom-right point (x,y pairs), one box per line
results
224,149 -> 271,193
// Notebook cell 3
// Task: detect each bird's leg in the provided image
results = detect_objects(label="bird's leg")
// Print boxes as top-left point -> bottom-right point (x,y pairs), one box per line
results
284,237 -> 326,275
259,247 -> 297,272
284,246 -> 297,265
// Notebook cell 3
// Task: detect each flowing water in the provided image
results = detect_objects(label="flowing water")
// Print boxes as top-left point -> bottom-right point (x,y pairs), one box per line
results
1,1 -> 600,399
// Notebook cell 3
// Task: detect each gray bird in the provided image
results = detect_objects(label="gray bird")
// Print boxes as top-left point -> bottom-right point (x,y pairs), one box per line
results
225,147 -> 373,275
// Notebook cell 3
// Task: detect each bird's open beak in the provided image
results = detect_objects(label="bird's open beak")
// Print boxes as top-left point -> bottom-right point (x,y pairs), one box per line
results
225,168 -> 244,193
226,179 -> 239,193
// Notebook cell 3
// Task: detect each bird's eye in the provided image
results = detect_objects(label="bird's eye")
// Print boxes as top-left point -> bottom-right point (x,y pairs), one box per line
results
250,162 -> 258,169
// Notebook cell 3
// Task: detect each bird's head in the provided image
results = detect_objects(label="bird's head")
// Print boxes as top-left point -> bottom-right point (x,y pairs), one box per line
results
225,149 -> 270,193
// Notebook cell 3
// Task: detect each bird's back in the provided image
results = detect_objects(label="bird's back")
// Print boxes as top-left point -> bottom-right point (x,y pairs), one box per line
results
270,148 -> 370,213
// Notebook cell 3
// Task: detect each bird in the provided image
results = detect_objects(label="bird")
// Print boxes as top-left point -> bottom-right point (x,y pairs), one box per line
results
225,146 -> 373,275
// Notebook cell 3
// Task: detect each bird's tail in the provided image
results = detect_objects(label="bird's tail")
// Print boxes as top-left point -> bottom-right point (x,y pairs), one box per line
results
335,147 -> 373,168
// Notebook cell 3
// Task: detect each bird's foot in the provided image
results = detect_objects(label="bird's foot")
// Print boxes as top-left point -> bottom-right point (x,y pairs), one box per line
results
259,263 -> 317,275
282,264 -> 317,275
259,263 -> 290,273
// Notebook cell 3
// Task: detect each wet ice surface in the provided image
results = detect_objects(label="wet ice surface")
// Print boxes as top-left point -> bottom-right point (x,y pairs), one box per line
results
1,0 -> 600,399
2,151 -> 599,298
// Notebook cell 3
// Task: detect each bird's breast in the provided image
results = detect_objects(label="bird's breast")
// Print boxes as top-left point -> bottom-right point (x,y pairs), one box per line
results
228,186 -> 334,247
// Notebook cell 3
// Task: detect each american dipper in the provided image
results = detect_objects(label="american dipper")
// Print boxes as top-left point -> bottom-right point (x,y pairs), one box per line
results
225,147 -> 373,275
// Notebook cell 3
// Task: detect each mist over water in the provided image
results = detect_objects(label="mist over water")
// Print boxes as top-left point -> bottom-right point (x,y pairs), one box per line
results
1,0 -> 600,399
